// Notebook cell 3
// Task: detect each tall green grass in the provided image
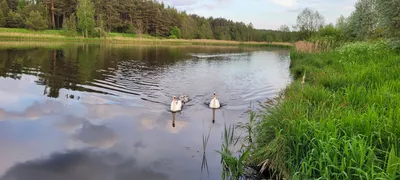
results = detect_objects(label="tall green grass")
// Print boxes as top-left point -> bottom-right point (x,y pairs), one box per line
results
251,40 -> 400,179
217,123 -> 250,180
216,107 -> 259,180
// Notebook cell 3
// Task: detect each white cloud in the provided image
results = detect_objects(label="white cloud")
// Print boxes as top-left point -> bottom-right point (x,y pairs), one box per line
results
270,0 -> 297,7
72,121 -> 118,149
159,0 -> 199,7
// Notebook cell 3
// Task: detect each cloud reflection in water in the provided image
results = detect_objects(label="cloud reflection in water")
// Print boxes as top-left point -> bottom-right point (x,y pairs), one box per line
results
0,150 -> 168,180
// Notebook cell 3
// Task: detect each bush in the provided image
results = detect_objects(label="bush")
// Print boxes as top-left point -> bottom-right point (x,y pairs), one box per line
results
6,11 -> 24,28
336,40 -> 390,62
25,10 -> 47,30
169,26 -> 181,39
125,23 -> 136,34
388,38 -> 400,53
90,27 -> 107,38
168,34 -> 177,39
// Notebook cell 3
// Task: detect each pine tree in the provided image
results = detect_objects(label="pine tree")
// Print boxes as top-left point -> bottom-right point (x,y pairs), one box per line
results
6,11 -> 24,28
25,10 -> 47,30
1,0 -> 9,16
5,0 -> 15,11
0,0 -> 9,27
0,9 -> 5,27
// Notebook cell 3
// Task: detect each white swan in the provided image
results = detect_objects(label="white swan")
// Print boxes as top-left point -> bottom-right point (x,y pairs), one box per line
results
170,96 -> 182,112
209,93 -> 221,109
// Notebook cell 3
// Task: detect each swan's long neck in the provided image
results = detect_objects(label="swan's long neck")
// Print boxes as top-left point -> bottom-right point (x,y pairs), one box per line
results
213,96 -> 217,107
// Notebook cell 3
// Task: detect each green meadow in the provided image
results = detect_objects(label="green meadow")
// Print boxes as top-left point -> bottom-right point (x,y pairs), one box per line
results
249,40 -> 400,179
0,28 -> 292,48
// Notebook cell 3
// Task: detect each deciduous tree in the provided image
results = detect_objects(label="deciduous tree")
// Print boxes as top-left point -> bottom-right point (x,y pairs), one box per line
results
294,8 -> 325,39
346,0 -> 379,40
376,0 -> 400,43
77,0 -> 95,37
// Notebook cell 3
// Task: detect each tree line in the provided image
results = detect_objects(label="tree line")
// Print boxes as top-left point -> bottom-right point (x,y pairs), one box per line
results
0,0 -> 300,42
293,0 -> 400,50
3,0 -> 395,45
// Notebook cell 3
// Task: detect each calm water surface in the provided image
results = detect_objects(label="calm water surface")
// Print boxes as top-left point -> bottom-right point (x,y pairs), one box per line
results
0,43 -> 291,180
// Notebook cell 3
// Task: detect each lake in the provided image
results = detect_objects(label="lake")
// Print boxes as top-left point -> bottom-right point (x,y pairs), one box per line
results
0,42 -> 292,180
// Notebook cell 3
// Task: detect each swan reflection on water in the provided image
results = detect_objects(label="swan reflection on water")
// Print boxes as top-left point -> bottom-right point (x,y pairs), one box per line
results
172,112 -> 176,127
170,108 -> 217,127
212,108 -> 216,124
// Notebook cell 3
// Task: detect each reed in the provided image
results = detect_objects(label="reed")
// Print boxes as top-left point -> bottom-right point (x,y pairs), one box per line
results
237,108 -> 257,149
294,40 -> 341,53
252,40 -> 400,179
217,123 -> 250,180
201,127 -> 212,176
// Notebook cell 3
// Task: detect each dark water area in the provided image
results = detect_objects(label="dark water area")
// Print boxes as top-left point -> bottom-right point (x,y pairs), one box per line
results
0,43 -> 292,180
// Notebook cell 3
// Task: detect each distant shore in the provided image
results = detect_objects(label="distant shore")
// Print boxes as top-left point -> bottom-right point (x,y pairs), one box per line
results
0,28 -> 293,48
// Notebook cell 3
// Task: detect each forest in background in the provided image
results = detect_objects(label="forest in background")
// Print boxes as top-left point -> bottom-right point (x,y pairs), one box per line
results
0,0 -> 298,42
0,0 -> 398,48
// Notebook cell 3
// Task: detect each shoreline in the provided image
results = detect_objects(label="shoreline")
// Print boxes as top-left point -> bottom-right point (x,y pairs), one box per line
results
0,28 -> 293,48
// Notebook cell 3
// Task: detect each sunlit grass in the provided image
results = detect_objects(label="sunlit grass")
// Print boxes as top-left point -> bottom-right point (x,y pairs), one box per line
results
252,40 -> 400,179
0,28 -> 293,48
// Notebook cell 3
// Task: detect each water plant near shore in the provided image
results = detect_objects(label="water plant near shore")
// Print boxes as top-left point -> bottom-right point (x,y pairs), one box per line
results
217,123 -> 250,180
251,40 -> 400,179
201,127 -> 212,177
217,105 -> 260,180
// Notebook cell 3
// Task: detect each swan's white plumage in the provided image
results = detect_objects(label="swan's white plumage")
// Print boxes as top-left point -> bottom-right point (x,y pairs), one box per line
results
209,94 -> 220,109
170,97 -> 182,112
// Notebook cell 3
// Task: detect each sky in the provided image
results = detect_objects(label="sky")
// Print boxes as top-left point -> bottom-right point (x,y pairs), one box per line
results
158,0 -> 357,30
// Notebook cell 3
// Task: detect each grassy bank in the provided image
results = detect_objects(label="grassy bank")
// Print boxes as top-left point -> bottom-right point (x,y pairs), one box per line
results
0,28 -> 293,48
251,40 -> 400,179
